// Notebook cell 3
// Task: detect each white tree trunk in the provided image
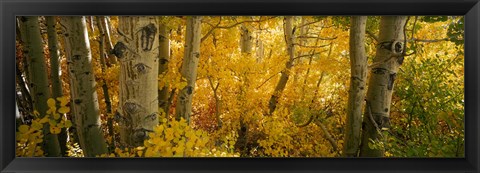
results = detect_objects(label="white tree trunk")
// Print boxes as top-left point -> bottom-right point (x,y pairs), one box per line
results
46,16 -> 69,156
268,16 -> 295,115
21,16 -> 62,157
158,23 -> 170,117
359,16 -> 407,157
117,16 -> 159,147
175,16 -> 202,124
343,16 -> 367,157
240,24 -> 253,54
61,16 -> 108,157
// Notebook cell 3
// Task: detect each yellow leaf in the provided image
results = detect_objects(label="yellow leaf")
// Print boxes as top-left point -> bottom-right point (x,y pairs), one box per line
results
178,82 -> 188,89
58,107 -> 70,114
47,98 -> 56,108
137,150 -> 144,157
53,113 -> 61,120
50,126 -> 61,134
33,110 -> 40,117
39,116 -> 49,124
46,107 -> 56,115
18,125 -> 29,133
56,96 -> 69,107
49,119 -> 57,126
64,120 -> 73,128
31,121 -> 42,130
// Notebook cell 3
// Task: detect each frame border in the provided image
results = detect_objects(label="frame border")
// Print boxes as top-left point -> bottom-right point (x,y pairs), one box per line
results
1,0 -> 479,173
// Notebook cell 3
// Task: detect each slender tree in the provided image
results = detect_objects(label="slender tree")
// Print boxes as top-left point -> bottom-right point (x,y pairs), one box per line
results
46,16 -> 69,156
175,16 -> 202,124
158,23 -> 171,117
21,16 -> 62,157
116,16 -> 159,147
268,16 -> 296,115
343,16 -> 367,157
96,16 -> 116,151
61,16 -> 108,157
240,24 -> 253,54
359,16 -> 407,157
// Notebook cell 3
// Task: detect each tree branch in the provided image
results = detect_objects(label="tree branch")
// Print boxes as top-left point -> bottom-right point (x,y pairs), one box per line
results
366,30 -> 379,42
297,35 -> 337,40
201,17 -> 222,42
256,72 -> 279,89
293,43 -> 330,48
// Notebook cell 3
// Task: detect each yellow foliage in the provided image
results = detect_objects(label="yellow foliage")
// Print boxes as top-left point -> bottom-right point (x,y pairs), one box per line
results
16,97 -> 72,157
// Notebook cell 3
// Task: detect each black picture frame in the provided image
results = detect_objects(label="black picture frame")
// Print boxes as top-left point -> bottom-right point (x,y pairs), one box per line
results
1,0 -> 479,172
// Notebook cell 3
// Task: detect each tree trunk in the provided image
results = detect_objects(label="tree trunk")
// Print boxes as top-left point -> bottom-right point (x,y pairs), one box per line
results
268,16 -> 295,115
117,16 -> 159,147
46,16 -> 69,156
343,16 -> 367,157
359,16 -> 407,157
61,16 -> 108,157
175,16 -> 202,124
240,24 -> 252,54
96,16 -> 115,152
99,16 -> 117,65
21,16 -> 62,157
255,40 -> 264,62
158,23 -> 170,118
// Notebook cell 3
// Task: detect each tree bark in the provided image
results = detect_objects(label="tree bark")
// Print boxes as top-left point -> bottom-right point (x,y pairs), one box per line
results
96,16 -> 115,152
175,16 -> 202,124
117,16 -> 159,147
61,16 -> 108,157
99,16 -> 117,65
158,23 -> 170,118
46,16 -> 69,156
359,16 -> 407,157
240,24 -> 253,54
268,16 -> 295,115
343,16 -> 367,157
21,16 -> 62,157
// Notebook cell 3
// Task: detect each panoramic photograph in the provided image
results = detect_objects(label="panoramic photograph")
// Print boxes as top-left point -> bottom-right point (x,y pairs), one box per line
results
15,16 -> 464,157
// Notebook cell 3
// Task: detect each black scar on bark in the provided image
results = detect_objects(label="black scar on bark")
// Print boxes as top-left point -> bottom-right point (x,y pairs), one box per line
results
159,58 -> 168,65
134,63 -> 150,74
74,99 -> 82,104
372,68 -> 387,75
186,86 -> 193,95
397,56 -> 404,65
144,112 -> 158,121
112,42 -> 127,58
141,23 -> 157,51
123,102 -> 140,114
72,55 -> 81,61
381,116 -> 391,128
159,34 -> 167,42
388,73 -> 396,90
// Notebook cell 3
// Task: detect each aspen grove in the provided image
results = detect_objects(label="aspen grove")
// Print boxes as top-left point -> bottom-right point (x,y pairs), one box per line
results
15,16 -> 464,157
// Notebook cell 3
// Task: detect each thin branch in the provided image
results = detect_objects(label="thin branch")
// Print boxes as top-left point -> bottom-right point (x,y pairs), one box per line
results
411,38 -> 450,43
293,43 -> 330,48
297,35 -> 338,40
256,72 -> 279,89
298,20 -> 322,28
294,114 -> 315,127
366,30 -> 379,42
206,16 -> 277,30
403,16 -> 410,59
201,17 -> 222,42
293,51 -> 324,60
366,101 -> 384,138
314,118 -> 339,152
